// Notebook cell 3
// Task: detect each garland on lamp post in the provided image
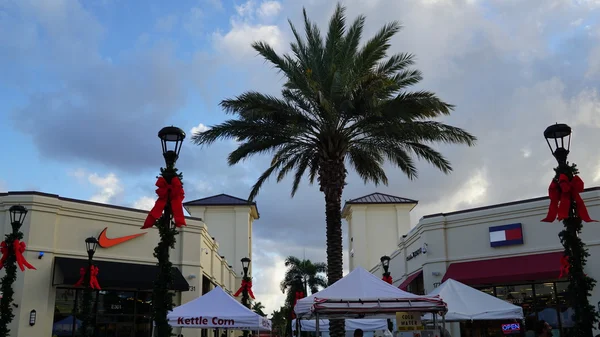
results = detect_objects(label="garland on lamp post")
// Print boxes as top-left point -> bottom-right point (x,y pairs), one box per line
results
541,123 -> 599,337
143,126 -> 187,337
74,237 -> 100,337
380,256 -> 393,332
0,205 -> 36,337
234,257 -> 255,337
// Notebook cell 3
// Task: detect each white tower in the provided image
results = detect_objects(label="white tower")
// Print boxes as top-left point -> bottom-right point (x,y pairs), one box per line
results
342,192 -> 417,271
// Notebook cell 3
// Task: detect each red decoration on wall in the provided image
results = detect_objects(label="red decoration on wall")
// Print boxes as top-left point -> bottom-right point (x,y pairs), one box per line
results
142,176 -> 186,229
0,240 -> 35,271
542,174 -> 596,223
382,275 -> 393,284
74,266 -> 102,290
233,279 -> 255,299
559,255 -> 570,278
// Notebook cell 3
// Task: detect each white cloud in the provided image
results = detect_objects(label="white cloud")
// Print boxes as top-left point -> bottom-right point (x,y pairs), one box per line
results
70,169 -> 124,204
236,1 -> 256,18
258,1 -> 282,19
190,123 -> 210,136
132,196 -> 156,211
213,22 -> 284,60
88,173 -> 124,204
155,14 -> 178,33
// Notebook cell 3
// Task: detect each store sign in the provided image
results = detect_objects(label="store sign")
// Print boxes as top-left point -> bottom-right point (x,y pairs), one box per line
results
501,323 -> 521,335
406,244 -> 427,261
97,227 -> 146,248
489,223 -> 523,248
396,312 -> 424,331
176,316 -> 236,326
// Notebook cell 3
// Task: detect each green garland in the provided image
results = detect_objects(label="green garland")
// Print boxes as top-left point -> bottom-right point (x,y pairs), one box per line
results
555,163 -> 599,337
242,275 -> 251,337
151,166 -> 183,337
79,277 -> 94,337
0,227 -> 23,337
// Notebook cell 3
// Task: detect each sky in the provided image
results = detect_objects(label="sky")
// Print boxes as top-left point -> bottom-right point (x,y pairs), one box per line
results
1,0 -> 600,316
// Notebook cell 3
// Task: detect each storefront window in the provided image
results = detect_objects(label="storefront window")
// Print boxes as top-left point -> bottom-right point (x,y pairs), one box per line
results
556,282 -> 574,337
53,288 -> 154,337
535,283 -> 559,329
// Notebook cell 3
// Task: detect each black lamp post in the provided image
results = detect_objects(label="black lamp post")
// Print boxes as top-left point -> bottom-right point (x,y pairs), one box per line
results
80,236 -> 98,337
152,125 -> 187,337
543,123 -> 599,337
241,257 -> 251,337
0,205 -> 29,337
380,255 -> 393,331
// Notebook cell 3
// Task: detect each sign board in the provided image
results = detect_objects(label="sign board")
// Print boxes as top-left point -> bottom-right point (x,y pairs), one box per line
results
396,312 -> 424,331
489,223 -> 523,247
501,323 -> 521,335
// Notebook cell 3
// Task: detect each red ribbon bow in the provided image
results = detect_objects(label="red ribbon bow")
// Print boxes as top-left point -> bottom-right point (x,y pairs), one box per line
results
13,240 -> 36,271
0,240 -> 36,271
291,291 -> 305,319
0,242 -> 8,270
233,279 -> 255,299
74,266 -> 102,290
542,174 -> 596,223
559,255 -> 570,278
382,275 -> 393,284
142,176 -> 186,229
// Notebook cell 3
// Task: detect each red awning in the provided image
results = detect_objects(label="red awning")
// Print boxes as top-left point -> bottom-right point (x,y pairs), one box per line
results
441,251 -> 564,285
398,270 -> 423,290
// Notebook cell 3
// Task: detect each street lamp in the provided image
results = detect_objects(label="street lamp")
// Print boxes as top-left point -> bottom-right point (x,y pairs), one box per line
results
241,257 -> 251,277
80,236 -> 99,337
542,123 -> 599,337
0,205 -> 32,336
241,257 -> 252,337
148,125 -> 187,337
380,255 -> 393,331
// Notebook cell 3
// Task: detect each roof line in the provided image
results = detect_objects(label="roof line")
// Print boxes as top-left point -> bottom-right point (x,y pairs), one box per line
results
183,193 -> 256,206
0,191 -> 203,221
346,192 -> 418,204
422,186 -> 600,219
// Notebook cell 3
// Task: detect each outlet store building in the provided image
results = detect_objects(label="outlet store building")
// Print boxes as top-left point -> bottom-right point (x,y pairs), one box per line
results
0,191 -> 258,337
343,188 -> 600,337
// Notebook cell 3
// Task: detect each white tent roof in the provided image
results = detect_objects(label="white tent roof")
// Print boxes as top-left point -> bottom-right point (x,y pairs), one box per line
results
423,279 -> 523,321
295,267 -> 446,319
167,286 -> 272,331
292,319 -> 388,331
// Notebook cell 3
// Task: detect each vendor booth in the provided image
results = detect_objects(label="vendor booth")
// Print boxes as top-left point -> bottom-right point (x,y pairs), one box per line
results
423,279 -> 524,321
291,319 -> 388,331
294,267 -> 447,319
168,286 -> 272,331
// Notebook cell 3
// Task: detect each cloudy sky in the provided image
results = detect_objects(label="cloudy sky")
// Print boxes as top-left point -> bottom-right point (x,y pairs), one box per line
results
1,0 -> 600,315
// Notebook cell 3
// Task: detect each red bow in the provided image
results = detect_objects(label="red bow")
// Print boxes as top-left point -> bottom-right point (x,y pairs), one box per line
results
233,279 -> 255,299
142,176 -> 186,229
542,174 -> 596,223
382,275 -> 393,284
13,240 -> 35,271
559,255 -> 570,278
74,266 -> 102,290
291,291 -> 305,319
0,242 -> 8,270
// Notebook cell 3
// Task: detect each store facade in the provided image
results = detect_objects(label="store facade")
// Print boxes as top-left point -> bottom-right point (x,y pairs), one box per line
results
0,191 -> 256,337
343,188 -> 600,337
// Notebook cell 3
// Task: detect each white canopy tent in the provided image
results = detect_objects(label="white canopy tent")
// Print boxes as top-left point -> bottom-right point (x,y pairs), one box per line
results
167,286 -> 272,331
294,267 -> 447,319
291,319 -> 388,331
422,279 -> 524,321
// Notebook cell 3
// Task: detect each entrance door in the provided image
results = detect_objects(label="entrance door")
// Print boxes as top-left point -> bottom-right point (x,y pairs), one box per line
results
94,322 -> 136,337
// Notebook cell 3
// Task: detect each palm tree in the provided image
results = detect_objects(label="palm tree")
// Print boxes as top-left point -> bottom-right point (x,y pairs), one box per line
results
252,302 -> 267,316
280,256 -> 327,296
193,4 -> 476,337
271,308 -> 287,337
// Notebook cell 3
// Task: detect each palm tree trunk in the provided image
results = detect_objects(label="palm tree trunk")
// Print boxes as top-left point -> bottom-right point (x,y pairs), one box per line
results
318,157 -> 347,337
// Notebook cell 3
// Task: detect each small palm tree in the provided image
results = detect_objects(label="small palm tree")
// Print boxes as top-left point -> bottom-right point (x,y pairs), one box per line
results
252,302 -> 267,317
280,256 -> 327,295
193,4 -> 476,337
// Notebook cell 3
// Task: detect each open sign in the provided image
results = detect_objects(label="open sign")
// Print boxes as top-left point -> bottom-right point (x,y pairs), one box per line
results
501,323 -> 521,334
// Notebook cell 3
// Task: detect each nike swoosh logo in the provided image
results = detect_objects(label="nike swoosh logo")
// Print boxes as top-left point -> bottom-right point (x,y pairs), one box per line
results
97,227 -> 146,248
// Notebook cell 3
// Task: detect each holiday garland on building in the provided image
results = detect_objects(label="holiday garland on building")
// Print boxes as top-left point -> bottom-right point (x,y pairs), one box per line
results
143,165 -> 186,337
541,162 -> 599,337
0,207 -> 36,337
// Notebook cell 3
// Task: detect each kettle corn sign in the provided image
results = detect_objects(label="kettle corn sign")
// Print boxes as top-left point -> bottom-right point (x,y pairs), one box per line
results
396,312 -> 424,331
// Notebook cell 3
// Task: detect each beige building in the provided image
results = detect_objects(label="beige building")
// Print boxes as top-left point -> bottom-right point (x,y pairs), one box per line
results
344,188 -> 600,337
0,191 -> 258,337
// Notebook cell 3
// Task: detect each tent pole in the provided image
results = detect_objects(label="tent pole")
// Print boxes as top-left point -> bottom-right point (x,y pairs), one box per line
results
316,313 -> 320,337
